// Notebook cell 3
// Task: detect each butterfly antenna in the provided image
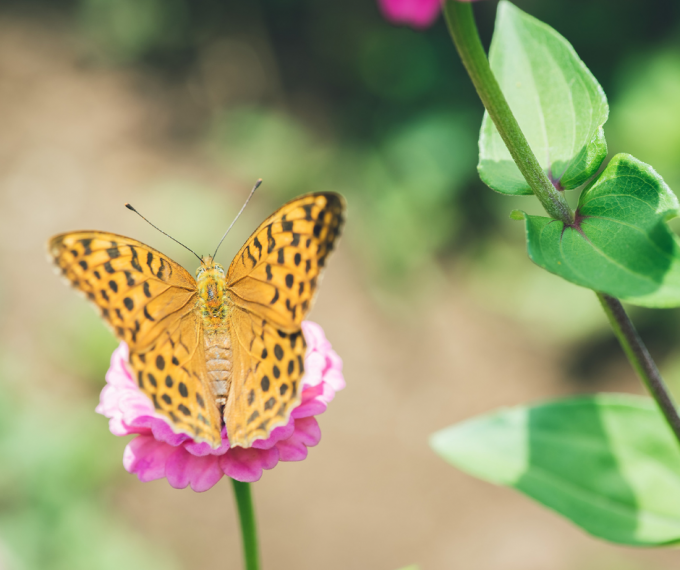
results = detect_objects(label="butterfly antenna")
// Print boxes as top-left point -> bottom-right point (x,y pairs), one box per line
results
213,178 -> 262,259
124,203 -> 203,264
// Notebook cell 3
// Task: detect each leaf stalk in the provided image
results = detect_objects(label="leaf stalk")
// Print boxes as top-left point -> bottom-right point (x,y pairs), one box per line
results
442,0 -> 574,225
597,294 -> 680,444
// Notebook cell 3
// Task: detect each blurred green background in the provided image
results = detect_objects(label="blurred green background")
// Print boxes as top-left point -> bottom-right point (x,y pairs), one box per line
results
2,0 -> 680,568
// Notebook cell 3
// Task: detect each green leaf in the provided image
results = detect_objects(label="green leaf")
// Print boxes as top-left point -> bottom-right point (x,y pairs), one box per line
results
519,153 -> 680,307
430,394 -> 680,546
479,1 -> 608,195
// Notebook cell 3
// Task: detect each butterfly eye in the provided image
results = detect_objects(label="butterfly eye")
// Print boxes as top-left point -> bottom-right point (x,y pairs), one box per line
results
196,267 -> 205,278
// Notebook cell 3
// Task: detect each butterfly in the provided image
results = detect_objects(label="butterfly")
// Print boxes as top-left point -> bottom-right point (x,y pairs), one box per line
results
49,192 -> 345,449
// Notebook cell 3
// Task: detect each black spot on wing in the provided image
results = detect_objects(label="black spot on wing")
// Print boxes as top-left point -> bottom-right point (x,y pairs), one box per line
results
80,238 -> 93,255
253,237 -> 262,259
130,246 -> 143,272
267,224 -> 276,253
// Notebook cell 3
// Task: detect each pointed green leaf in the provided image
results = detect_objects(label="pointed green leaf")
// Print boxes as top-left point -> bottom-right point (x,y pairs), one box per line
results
430,394 -> 680,546
479,1 -> 608,195
518,153 -> 680,307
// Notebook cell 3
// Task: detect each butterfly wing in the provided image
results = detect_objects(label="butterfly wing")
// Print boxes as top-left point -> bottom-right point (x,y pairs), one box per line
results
224,193 -> 345,447
49,231 -> 222,447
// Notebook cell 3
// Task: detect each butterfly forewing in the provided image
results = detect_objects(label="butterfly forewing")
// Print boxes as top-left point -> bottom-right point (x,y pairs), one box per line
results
226,193 -> 345,331
49,231 -> 222,447
224,193 -> 345,447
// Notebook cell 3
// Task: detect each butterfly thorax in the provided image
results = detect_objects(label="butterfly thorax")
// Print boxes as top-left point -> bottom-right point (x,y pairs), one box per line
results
196,257 -> 229,324
196,257 -> 232,403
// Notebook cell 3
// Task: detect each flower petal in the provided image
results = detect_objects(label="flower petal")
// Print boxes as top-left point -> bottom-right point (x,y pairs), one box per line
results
276,417 -> 321,461
123,435 -> 175,482
219,447 -> 280,483
165,448 -> 224,492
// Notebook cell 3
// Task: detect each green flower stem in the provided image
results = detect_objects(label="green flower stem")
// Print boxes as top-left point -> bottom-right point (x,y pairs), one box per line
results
443,0 -> 680,446
442,0 -> 574,225
231,479 -> 260,570
597,293 -> 680,444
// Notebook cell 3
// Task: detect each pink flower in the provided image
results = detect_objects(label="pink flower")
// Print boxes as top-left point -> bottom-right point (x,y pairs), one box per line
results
378,0 -> 480,29
96,321 -> 344,491
378,0 -> 442,28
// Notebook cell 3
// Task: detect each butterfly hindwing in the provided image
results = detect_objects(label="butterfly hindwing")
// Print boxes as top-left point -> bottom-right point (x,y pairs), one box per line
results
49,231 -> 222,447
225,306 -> 307,447
128,311 -> 223,447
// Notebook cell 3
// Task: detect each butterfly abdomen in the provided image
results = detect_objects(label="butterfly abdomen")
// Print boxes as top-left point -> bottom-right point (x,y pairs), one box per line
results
204,331 -> 232,400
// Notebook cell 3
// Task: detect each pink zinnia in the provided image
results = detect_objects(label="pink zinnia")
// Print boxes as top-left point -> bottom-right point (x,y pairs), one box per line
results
378,0 -> 480,29
96,321 -> 344,492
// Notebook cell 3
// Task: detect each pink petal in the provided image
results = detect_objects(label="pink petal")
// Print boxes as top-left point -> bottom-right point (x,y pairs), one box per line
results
276,417 -> 321,461
291,384 -> 327,419
123,435 -> 175,482
251,420 -> 296,450
219,447 -> 280,483
165,448 -> 224,492
184,436 -> 231,457
301,352 -> 326,388
301,321 -> 326,351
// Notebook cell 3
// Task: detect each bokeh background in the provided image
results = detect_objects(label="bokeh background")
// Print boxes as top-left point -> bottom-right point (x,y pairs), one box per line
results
1,0 -> 680,568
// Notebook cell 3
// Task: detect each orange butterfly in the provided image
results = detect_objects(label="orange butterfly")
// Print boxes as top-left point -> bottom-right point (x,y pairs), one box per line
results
49,192 -> 345,449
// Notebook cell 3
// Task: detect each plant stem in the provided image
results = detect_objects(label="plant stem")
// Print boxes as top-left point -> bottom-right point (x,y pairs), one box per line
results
231,479 -> 260,570
442,0 -> 573,225
443,0 -> 680,445
597,294 -> 680,443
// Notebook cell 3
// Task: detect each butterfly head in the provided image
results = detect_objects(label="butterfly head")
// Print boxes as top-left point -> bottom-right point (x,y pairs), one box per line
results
196,256 -> 226,278
196,256 -> 228,316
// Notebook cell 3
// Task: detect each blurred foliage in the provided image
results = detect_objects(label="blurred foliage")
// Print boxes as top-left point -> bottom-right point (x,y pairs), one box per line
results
0,349 -> 179,570
41,301 -> 119,384
609,49 -> 680,192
